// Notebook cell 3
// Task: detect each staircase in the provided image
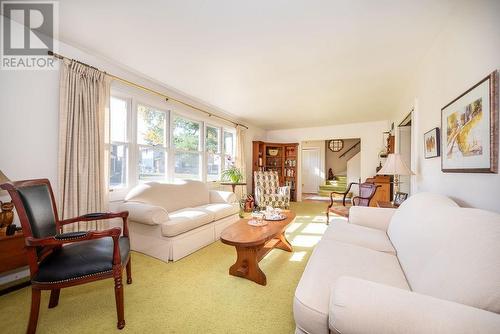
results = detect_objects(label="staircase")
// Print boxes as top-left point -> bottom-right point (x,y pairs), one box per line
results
319,175 -> 349,197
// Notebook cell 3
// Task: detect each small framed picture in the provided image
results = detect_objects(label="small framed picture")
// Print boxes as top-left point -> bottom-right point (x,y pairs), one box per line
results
393,192 -> 408,207
424,127 -> 440,159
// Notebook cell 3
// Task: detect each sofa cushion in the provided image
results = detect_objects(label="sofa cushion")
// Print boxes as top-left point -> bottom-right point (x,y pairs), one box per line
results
125,180 -> 210,212
293,239 -> 409,334
323,220 -> 396,254
388,192 -> 500,313
387,192 -> 458,284
410,208 -> 500,313
200,203 -> 239,220
161,208 -> 214,237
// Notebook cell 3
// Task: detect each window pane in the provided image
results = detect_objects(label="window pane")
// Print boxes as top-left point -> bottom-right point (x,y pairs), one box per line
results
207,154 -> 221,182
110,97 -> 127,142
206,126 -> 220,153
137,104 -> 166,146
110,143 -> 127,188
224,131 -> 236,168
138,147 -> 166,181
174,152 -> 201,180
173,116 -> 200,151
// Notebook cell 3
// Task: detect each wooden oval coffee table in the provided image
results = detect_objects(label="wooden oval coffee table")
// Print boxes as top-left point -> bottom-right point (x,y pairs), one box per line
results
220,211 -> 296,286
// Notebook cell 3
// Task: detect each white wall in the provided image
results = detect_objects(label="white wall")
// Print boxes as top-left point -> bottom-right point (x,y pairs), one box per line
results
393,0 -> 500,212
347,152 -> 361,191
0,35 -> 265,205
266,120 -> 390,200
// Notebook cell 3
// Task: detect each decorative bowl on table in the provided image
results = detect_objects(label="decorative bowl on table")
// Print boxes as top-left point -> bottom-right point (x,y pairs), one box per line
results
263,207 -> 286,221
248,212 -> 268,226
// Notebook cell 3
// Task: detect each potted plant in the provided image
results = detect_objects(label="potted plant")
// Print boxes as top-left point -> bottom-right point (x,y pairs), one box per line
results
221,166 -> 243,183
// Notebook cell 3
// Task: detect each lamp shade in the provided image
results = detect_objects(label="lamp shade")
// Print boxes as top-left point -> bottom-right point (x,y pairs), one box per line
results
0,170 -> 11,196
377,154 -> 414,176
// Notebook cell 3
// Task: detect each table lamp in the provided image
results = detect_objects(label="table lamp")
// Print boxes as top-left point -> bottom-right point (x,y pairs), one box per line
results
0,170 -> 15,235
377,153 -> 414,194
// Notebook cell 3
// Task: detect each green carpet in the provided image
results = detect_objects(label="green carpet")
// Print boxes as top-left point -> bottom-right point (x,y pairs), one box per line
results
0,202 -> 331,334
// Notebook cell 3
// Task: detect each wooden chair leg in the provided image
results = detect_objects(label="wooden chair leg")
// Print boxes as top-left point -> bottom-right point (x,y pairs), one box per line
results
326,211 -> 330,225
48,289 -> 60,308
27,288 -> 41,334
126,259 -> 132,284
114,273 -> 125,329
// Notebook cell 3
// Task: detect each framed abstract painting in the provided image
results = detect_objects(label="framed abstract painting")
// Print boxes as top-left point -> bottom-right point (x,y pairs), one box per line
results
424,127 -> 440,159
441,71 -> 498,173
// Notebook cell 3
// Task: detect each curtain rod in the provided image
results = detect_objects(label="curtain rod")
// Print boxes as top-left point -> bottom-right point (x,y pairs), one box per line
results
47,50 -> 249,129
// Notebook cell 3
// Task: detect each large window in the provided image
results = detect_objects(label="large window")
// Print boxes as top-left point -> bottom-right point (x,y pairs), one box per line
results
109,97 -> 129,189
137,104 -> 167,181
206,125 -> 221,181
173,116 -> 202,180
224,130 -> 236,169
108,92 -> 238,192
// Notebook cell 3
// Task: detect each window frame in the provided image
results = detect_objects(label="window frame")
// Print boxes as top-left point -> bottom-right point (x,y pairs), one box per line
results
108,94 -> 132,200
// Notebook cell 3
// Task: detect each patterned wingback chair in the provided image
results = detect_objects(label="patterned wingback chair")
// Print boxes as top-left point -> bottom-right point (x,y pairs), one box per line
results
253,171 -> 290,209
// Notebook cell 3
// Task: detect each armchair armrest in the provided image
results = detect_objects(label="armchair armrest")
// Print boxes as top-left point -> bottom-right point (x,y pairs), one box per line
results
330,277 -> 500,334
54,231 -> 88,240
118,202 -> 169,225
209,190 -> 237,204
59,210 -> 129,237
59,211 -> 128,226
26,227 -> 122,247
348,206 -> 396,231
329,183 -> 357,207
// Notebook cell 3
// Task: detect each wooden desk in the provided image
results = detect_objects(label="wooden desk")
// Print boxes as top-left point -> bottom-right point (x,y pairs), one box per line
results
366,175 -> 392,207
0,231 -> 27,274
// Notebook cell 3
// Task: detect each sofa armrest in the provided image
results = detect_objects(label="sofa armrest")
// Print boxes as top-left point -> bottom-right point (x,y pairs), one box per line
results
117,201 -> 169,225
330,277 -> 500,334
210,190 -> 237,204
348,206 -> 396,231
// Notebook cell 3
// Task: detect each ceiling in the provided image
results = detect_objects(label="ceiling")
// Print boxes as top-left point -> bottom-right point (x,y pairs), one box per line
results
58,0 -> 457,130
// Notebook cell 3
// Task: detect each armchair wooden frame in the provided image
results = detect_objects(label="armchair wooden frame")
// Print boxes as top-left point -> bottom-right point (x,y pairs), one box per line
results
326,182 -> 380,223
0,179 -> 131,334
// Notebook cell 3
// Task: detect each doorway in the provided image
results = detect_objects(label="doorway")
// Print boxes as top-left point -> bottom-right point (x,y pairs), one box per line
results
398,112 -> 412,194
301,148 -> 321,194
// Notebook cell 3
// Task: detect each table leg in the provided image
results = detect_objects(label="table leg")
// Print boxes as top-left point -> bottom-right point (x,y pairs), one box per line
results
275,232 -> 293,252
229,245 -> 267,286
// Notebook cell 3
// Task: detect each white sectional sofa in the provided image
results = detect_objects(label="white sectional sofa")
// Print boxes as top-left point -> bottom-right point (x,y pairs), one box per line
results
294,192 -> 500,334
118,180 -> 239,262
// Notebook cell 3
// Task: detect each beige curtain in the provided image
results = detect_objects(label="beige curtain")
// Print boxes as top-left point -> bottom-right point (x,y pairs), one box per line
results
58,59 -> 110,231
235,126 -> 247,198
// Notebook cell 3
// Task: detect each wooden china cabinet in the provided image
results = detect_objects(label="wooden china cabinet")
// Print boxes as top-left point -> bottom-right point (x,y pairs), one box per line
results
252,141 -> 299,202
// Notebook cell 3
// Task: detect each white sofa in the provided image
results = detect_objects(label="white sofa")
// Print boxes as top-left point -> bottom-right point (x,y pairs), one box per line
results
118,180 -> 239,262
294,192 -> 500,334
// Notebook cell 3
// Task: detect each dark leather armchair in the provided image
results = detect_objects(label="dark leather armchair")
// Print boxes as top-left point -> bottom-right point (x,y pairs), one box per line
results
326,182 -> 380,222
0,179 -> 131,334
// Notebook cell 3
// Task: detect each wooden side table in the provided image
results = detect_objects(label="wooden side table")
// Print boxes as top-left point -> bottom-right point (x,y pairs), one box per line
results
0,231 -> 28,274
376,201 -> 397,209
220,182 -> 247,193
